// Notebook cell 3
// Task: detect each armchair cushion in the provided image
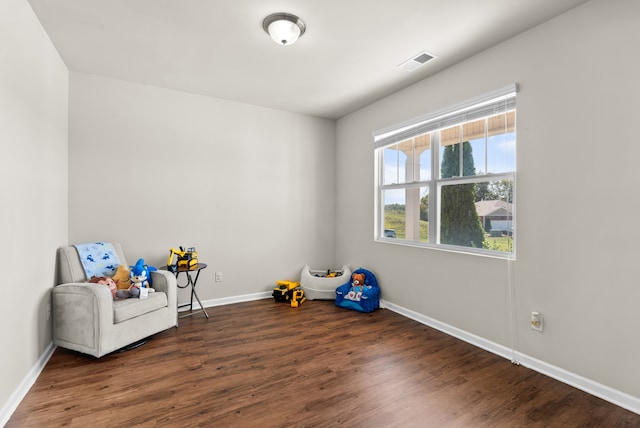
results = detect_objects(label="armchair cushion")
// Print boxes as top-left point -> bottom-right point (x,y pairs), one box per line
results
113,292 -> 168,323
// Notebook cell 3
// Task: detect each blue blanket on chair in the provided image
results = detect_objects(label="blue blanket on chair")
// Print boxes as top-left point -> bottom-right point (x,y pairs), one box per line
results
74,242 -> 120,279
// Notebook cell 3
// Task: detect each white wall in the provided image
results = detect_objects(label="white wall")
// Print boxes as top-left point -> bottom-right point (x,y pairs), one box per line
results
336,0 -> 640,401
0,0 -> 68,419
69,73 -> 337,302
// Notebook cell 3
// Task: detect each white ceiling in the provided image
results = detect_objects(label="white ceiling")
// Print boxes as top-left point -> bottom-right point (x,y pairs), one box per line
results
27,0 -> 588,119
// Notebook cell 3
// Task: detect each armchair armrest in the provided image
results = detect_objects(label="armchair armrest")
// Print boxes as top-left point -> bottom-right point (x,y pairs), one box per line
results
52,283 -> 114,352
151,269 -> 177,312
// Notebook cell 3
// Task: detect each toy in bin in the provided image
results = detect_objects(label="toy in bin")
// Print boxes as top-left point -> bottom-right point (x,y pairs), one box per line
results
167,246 -> 198,272
272,280 -> 305,307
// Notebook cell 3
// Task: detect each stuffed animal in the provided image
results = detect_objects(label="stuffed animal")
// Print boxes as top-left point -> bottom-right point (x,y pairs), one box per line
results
111,264 -> 132,290
117,259 -> 157,299
346,273 -> 366,301
129,258 -> 157,298
88,276 -> 118,300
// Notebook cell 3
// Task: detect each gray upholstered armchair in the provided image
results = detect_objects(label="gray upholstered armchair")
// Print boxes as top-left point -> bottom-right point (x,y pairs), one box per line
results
53,243 -> 177,357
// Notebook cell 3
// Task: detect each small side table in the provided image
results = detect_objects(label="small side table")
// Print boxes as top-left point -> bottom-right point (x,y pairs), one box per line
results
165,263 -> 209,320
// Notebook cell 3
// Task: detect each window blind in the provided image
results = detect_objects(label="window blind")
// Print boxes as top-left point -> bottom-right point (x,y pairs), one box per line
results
373,83 -> 518,149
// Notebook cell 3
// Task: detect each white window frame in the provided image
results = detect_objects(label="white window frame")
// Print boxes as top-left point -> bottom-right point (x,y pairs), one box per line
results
373,84 -> 517,258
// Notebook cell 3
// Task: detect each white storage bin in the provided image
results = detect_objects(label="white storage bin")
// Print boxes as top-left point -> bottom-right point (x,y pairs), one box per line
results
300,265 -> 351,300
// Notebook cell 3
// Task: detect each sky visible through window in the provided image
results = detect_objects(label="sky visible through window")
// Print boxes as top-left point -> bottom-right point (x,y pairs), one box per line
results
383,131 -> 515,205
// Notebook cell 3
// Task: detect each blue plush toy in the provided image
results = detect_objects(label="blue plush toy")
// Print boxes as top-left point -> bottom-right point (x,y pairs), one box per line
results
116,259 -> 157,299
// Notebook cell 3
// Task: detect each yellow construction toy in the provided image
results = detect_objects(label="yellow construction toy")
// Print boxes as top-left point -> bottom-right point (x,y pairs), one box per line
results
167,247 -> 198,271
272,280 -> 299,302
290,289 -> 306,307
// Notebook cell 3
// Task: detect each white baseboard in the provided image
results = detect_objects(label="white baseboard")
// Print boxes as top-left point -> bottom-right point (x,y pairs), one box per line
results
381,299 -> 516,361
0,341 -> 56,427
202,291 -> 273,307
515,352 -> 640,416
381,299 -> 640,416
178,291 -> 272,313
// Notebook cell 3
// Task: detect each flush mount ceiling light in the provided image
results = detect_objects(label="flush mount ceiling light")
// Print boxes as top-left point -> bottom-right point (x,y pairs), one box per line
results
262,12 -> 306,46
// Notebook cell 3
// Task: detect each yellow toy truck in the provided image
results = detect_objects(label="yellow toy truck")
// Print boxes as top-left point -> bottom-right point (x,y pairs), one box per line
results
272,280 -> 300,302
272,280 -> 306,307
167,247 -> 198,271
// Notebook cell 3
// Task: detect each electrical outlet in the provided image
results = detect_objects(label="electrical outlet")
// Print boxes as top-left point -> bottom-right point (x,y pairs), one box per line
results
530,311 -> 543,332
215,272 -> 223,282
46,303 -> 51,321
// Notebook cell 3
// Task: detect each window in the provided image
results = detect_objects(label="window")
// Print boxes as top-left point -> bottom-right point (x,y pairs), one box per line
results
374,85 -> 517,256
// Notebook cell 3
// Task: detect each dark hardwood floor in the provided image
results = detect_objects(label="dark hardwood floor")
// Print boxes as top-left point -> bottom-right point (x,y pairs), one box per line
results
7,300 -> 640,427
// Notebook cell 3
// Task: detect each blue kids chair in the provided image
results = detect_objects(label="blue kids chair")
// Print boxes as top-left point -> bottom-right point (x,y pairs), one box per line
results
335,267 -> 380,313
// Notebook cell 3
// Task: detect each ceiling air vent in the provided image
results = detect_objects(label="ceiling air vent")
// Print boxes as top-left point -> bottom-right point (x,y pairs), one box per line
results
398,51 -> 436,72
